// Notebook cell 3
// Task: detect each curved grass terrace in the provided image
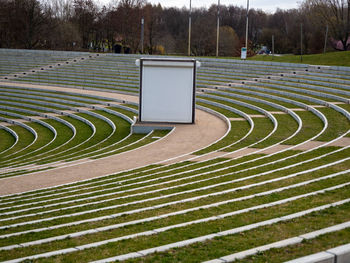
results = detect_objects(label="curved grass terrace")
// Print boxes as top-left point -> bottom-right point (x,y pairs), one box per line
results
0,49 -> 350,262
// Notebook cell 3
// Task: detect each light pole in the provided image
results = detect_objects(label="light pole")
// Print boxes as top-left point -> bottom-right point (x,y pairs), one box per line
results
216,0 -> 220,57
300,23 -> 303,62
324,24 -> 328,54
272,34 -> 275,58
141,17 -> 144,54
188,0 -> 192,56
245,0 -> 249,50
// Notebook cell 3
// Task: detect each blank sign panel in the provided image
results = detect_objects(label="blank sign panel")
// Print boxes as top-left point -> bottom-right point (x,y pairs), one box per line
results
139,59 -> 197,123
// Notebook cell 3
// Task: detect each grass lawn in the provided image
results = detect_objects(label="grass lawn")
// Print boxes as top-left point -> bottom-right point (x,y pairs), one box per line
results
248,51 -> 350,67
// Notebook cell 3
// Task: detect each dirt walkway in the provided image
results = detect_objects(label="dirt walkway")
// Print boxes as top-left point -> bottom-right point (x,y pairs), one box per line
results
0,82 -> 228,195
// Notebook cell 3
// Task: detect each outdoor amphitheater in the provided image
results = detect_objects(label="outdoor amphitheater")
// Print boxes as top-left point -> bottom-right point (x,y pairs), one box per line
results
1,48 -> 350,263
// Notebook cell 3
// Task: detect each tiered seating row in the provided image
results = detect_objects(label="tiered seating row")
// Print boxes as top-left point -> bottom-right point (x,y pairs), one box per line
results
0,50 -> 350,262
0,49 -> 86,77
0,84 -> 169,178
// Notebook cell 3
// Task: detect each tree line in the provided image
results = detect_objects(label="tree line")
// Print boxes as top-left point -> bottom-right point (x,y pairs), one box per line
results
0,0 -> 349,56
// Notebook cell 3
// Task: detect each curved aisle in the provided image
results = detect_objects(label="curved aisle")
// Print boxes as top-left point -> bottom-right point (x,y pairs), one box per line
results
0,102 -> 228,195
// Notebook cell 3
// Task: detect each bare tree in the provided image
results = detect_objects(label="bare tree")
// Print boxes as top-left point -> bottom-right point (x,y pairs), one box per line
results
219,26 -> 239,56
306,0 -> 349,50
191,7 -> 216,56
0,0 -> 12,47
161,7 -> 188,54
50,0 -> 74,20
143,3 -> 162,54
116,0 -> 144,52
1,0 -> 348,54
73,0 -> 98,49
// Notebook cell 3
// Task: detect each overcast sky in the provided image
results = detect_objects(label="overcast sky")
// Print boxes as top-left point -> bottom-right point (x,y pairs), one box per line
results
146,0 -> 300,13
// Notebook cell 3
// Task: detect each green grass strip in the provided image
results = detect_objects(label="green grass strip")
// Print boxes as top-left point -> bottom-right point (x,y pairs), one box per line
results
195,120 -> 251,155
0,129 -> 16,153
15,186 -> 350,262
284,110 -> 324,145
248,51 -> 350,67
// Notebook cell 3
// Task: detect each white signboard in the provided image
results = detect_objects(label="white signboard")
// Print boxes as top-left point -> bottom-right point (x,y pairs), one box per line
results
137,58 -> 198,123
241,47 -> 247,60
